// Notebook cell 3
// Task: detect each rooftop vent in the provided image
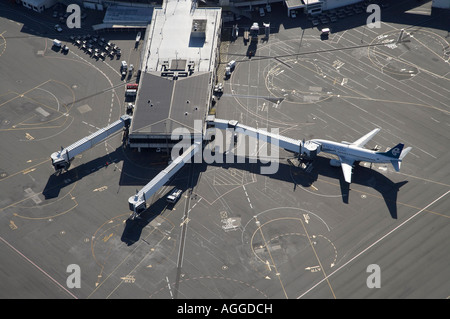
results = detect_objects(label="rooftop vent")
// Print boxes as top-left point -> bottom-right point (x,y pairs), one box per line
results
191,19 -> 206,38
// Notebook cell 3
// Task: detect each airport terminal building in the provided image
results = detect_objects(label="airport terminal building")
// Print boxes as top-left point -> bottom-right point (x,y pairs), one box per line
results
128,0 -> 222,151
20,0 -> 450,16
26,0 -> 447,152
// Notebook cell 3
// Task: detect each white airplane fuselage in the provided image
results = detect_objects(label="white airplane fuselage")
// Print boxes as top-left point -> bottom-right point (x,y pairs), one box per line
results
312,139 -> 396,165
307,131 -> 411,184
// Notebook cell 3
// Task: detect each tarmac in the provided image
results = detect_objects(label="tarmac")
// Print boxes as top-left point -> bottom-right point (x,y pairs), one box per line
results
0,0 -> 449,299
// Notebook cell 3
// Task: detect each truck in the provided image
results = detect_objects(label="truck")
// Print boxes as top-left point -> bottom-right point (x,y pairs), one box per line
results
125,83 -> 138,100
247,23 -> 259,57
321,28 -> 330,40
128,64 -> 134,79
52,39 -> 62,50
250,22 -> 259,42
120,60 -> 127,77
166,188 -> 182,204
225,60 -> 236,77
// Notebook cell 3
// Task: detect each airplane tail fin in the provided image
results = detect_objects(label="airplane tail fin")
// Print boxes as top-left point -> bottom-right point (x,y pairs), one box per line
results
399,146 -> 412,160
377,143 -> 404,159
389,146 -> 412,171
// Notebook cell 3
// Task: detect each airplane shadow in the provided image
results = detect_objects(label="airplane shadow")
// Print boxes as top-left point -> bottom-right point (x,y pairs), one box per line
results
288,156 -> 408,219
351,166 -> 408,220
205,154 -> 407,219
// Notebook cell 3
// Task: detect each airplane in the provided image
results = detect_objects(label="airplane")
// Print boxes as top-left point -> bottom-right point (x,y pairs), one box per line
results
304,128 -> 412,184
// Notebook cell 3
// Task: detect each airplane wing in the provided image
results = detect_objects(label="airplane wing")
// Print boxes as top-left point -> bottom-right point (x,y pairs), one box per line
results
339,156 -> 355,183
352,128 -> 380,148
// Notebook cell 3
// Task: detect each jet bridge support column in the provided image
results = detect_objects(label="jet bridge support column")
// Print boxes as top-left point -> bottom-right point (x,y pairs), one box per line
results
50,115 -> 132,172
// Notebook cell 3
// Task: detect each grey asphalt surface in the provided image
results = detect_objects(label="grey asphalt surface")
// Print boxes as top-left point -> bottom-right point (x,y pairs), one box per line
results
0,0 -> 449,299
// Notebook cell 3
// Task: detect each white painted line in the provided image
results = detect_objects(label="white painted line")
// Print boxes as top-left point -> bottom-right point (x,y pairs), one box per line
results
166,276 -> 173,299
0,236 -> 78,299
297,190 -> 450,299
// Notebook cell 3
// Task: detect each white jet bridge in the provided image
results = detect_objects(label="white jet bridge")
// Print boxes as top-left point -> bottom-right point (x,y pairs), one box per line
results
205,116 -> 320,158
50,115 -> 132,172
127,117 -> 319,216
50,114 -> 320,217
127,141 -> 202,216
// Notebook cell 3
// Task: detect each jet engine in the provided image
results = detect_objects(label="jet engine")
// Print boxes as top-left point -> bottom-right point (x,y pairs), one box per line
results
329,159 -> 341,167
301,140 -> 321,159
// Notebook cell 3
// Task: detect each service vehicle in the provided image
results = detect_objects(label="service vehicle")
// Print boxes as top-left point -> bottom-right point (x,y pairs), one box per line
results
166,188 -> 182,204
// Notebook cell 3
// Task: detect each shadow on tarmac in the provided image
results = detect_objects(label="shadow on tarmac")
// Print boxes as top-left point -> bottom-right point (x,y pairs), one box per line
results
42,143 -> 408,248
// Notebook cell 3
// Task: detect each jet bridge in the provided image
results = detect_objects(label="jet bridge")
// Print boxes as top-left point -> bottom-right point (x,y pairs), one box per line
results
50,115 -> 132,172
126,117 -> 319,216
205,116 -> 320,158
50,114 -> 321,216
128,141 -> 201,216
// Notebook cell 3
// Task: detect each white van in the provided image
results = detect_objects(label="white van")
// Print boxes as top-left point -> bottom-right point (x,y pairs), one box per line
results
52,39 -> 61,48
321,28 -> 330,35
227,60 -> 236,69
167,188 -> 182,204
